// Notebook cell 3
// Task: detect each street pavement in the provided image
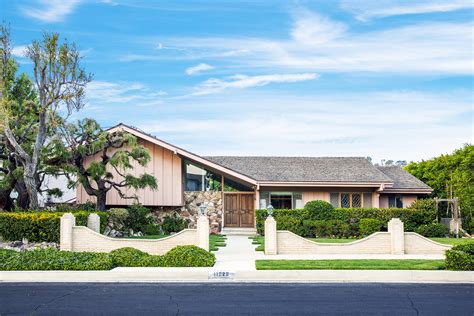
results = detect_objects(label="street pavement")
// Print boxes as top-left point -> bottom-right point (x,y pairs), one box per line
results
0,283 -> 472,315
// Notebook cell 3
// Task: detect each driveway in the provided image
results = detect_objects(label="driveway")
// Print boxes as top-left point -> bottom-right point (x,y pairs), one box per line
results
0,283 -> 472,315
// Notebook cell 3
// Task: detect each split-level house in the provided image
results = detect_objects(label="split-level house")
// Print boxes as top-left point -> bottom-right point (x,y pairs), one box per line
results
76,124 -> 433,233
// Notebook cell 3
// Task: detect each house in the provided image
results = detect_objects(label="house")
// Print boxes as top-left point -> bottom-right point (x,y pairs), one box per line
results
76,124 -> 432,233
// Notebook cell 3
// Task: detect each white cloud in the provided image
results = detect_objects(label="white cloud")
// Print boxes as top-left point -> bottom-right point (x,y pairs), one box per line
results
20,0 -> 82,23
11,45 -> 27,57
85,81 -> 167,108
191,73 -> 319,96
340,0 -> 473,21
156,11 -> 472,75
136,90 -> 472,162
291,8 -> 347,44
185,63 -> 215,75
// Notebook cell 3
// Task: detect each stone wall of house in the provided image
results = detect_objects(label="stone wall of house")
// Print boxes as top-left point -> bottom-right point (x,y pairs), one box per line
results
150,191 -> 223,233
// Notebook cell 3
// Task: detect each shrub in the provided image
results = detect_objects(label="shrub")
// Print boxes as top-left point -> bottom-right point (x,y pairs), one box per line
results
302,220 -> 351,238
163,245 -> 216,267
109,247 -> 149,267
445,242 -> 474,271
139,255 -> 165,267
0,248 -> 113,271
0,211 -> 107,242
108,208 -> 129,230
125,204 -> 153,232
359,218 -> 383,236
276,215 -> 303,235
162,213 -> 188,234
416,223 -> 449,237
143,224 -> 162,235
304,200 -> 334,220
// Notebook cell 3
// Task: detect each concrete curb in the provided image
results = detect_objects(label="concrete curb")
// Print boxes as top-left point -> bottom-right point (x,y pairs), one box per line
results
1,269 -> 473,283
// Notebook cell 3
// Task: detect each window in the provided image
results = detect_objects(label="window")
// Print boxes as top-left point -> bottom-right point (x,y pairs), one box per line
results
260,191 -> 303,209
389,195 -> 403,208
270,192 -> 292,209
330,192 -> 372,208
184,161 -> 221,192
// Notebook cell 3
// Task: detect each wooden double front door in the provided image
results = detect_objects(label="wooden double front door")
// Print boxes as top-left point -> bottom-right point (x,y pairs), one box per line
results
224,193 -> 255,228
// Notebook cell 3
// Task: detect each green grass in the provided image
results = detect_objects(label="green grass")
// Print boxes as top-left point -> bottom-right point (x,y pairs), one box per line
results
249,236 -> 264,251
430,237 -> 473,246
210,234 -> 227,252
256,259 -> 446,270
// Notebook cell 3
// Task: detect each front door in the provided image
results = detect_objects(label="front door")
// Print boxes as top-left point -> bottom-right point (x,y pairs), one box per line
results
224,193 -> 255,228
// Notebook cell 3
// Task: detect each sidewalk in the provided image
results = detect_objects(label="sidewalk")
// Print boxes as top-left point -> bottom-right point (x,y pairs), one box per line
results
213,235 -> 265,271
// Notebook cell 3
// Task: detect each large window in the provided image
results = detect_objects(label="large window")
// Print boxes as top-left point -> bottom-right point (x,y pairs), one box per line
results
184,161 -> 221,191
259,191 -> 303,209
330,192 -> 372,208
388,195 -> 403,208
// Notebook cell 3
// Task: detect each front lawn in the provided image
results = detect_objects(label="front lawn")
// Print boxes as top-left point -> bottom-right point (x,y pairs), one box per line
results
249,236 -> 264,251
430,238 -> 473,246
256,259 -> 446,270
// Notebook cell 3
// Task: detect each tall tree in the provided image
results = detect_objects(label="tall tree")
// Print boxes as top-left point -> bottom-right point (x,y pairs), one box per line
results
0,28 -> 91,209
405,144 -> 474,232
58,119 -> 157,211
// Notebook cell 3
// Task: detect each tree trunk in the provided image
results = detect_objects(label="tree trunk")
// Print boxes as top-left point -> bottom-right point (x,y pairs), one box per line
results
0,188 -> 13,211
24,162 -> 39,210
15,181 -> 30,210
96,192 -> 107,211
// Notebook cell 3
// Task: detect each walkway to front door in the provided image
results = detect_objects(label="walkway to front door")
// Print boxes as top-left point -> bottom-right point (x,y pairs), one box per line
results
224,193 -> 255,228
214,235 -> 264,271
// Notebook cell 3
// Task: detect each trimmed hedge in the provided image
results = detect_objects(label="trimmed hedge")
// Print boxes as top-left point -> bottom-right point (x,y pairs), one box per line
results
0,211 -> 108,243
359,218 -> 383,236
304,200 -> 334,220
302,220 -> 352,238
416,223 -> 449,237
256,203 -> 437,237
0,248 -> 114,270
445,242 -> 474,271
0,245 -> 216,270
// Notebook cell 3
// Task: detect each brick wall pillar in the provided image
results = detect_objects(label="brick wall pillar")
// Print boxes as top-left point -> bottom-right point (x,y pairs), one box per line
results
264,216 -> 277,255
388,218 -> 405,255
197,214 -> 210,251
60,213 -> 76,251
87,213 -> 100,233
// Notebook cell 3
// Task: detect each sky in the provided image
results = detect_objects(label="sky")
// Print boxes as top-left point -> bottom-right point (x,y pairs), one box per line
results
2,0 -> 473,163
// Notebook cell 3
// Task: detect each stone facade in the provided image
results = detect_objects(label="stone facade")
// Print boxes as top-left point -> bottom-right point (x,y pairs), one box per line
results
150,191 -> 223,234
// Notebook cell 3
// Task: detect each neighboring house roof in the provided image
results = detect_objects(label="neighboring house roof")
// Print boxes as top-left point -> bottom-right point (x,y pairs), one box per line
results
204,156 -> 393,185
376,166 -> 432,192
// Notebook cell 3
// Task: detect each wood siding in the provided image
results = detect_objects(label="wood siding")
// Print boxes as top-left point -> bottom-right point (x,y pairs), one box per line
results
303,192 -> 330,204
76,139 -> 183,206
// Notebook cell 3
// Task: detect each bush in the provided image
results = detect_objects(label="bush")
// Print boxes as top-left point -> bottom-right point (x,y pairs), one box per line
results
163,245 -> 216,267
276,215 -> 304,236
256,209 -> 307,235
359,218 -> 383,236
108,208 -> 129,230
416,223 -> 449,237
143,224 -> 162,235
0,211 -> 107,242
125,204 -> 152,232
304,200 -> 334,220
109,247 -> 149,267
0,248 -> 113,271
162,213 -> 188,234
445,242 -> 474,271
302,220 -> 352,238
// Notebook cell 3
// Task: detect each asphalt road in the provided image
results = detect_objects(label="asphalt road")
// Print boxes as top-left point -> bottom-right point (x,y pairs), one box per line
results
0,283 -> 472,315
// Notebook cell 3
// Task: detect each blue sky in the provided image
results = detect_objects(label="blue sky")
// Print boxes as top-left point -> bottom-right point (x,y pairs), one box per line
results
2,0 -> 473,162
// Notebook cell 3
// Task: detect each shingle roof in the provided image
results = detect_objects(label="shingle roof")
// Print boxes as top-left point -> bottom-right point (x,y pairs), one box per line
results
203,156 -> 393,183
376,166 -> 432,190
